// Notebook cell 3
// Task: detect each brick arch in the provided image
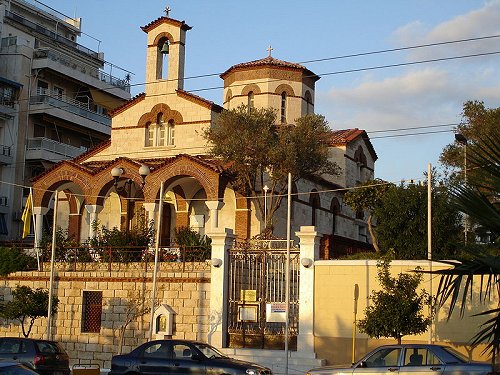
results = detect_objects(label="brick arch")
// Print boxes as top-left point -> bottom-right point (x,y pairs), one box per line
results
142,157 -> 221,203
138,103 -> 183,128
241,84 -> 262,96
92,159 -> 148,206
274,84 -> 295,96
32,164 -> 93,207
152,32 -> 174,47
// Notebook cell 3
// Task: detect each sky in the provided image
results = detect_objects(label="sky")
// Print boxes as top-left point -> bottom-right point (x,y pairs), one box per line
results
38,0 -> 500,183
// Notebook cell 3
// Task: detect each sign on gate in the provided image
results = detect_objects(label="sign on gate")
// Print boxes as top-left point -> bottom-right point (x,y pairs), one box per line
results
266,302 -> 287,322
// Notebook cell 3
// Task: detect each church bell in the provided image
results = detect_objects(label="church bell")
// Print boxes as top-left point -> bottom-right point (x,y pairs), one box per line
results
160,41 -> 169,55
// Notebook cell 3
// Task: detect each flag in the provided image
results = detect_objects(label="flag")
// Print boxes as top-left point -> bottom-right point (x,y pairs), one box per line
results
22,192 -> 32,238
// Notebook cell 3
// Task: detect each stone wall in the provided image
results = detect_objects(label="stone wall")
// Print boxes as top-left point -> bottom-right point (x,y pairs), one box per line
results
0,263 -> 211,369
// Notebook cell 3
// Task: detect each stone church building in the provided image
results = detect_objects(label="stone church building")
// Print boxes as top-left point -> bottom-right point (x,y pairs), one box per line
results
3,11 -> 494,373
30,13 -> 376,254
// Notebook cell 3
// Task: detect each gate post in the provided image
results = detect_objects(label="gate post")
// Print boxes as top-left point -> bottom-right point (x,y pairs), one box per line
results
206,228 -> 235,348
296,226 -> 321,355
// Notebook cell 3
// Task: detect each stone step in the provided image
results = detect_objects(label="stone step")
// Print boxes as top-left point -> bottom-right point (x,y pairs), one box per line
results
219,348 -> 326,375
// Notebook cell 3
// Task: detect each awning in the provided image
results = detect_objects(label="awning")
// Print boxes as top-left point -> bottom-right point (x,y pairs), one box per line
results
89,88 -> 124,110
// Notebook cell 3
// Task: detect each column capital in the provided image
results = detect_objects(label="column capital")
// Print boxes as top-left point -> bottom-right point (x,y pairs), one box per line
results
33,206 -> 49,215
205,200 -> 224,211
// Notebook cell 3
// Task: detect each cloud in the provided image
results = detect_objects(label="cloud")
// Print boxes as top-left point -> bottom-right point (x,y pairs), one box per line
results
393,0 -> 500,59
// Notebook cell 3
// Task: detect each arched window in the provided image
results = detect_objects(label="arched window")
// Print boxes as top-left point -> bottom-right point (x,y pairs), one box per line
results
330,198 -> 340,235
280,92 -> 287,123
157,113 -> 165,146
145,122 -> 154,147
167,119 -> 175,145
248,91 -> 254,111
225,90 -> 232,110
157,37 -> 170,80
305,91 -> 312,115
309,190 -> 320,227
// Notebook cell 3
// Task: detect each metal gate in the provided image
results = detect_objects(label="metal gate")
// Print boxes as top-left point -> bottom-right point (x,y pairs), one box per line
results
227,238 -> 300,349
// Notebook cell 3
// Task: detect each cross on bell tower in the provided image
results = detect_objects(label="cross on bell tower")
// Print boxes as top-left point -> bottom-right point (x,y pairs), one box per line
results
164,5 -> 171,17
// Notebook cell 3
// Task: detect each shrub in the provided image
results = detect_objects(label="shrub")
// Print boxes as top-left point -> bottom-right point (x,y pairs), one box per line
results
0,247 -> 37,276
174,227 -> 211,261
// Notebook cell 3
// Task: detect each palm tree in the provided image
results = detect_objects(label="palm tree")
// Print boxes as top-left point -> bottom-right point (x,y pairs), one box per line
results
432,133 -> 500,361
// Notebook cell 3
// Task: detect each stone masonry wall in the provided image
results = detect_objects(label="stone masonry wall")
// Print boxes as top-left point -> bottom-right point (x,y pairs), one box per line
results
0,263 -> 211,369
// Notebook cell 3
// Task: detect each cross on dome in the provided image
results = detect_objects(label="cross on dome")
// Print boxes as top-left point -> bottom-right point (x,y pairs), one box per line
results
267,45 -> 273,57
164,6 -> 171,17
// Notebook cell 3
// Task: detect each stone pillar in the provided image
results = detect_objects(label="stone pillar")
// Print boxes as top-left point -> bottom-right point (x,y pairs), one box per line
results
206,228 -> 235,348
85,205 -> 103,239
143,202 -> 158,225
205,201 -> 224,232
296,226 -> 321,355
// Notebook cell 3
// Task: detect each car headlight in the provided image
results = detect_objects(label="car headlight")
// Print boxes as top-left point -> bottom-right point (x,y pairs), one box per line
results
246,369 -> 258,375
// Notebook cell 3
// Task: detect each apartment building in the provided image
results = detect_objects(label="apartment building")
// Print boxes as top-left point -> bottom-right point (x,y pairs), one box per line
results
0,0 -> 131,239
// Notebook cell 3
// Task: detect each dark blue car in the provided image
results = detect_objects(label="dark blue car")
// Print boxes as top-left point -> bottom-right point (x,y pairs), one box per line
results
110,340 -> 272,375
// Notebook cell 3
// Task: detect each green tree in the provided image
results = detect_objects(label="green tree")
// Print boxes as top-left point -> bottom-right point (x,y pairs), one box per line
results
204,105 -> 339,231
432,132 -> 500,360
0,248 -> 37,276
440,101 -> 500,184
0,285 -> 58,337
358,257 -> 432,344
344,179 -> 391,252
375,181 -> 462,259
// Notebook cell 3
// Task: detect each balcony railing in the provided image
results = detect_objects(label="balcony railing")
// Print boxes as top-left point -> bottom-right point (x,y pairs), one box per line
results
33,48 -> 131,93
26,137 -> 87,159
5,10 -> 99,59
1,146 -> 11,157
30,91 -> 111,126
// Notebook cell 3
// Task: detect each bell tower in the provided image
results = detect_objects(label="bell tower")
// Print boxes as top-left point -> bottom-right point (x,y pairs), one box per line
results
141,10 -> 191,96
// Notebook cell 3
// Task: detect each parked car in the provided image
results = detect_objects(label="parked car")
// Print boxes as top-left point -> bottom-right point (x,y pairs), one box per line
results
0,360 -> 40,375
306,344 -> 494,375
109,339 -> 273,375
0,338 -> 70,375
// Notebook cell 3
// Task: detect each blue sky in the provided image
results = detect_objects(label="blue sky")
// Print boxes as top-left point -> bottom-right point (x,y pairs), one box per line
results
41,0 -> 500,183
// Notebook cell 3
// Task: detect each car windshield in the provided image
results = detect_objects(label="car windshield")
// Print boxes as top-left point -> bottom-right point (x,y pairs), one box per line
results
441,347 -> 469,363
193,343 -> 226,358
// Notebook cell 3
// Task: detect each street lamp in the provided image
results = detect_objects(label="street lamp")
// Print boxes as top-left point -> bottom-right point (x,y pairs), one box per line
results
455,133 -> 468,243
263,185 -> 269,229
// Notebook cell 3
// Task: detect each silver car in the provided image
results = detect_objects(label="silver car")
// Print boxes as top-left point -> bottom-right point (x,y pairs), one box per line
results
306,344 -> 494,375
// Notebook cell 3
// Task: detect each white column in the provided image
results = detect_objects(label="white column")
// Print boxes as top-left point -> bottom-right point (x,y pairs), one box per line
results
206,228 -> 235,348
32,207 -> 48,247
85,205 -> 103,239
296,226 -> 321,355
205,201 -> 224,232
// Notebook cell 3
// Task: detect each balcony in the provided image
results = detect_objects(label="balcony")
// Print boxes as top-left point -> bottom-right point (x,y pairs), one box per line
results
33,48 -> 131,96
26,137 -> 87,163
29,91 -> 111,134
5,10 -> 98,59
0,146 -> 13,165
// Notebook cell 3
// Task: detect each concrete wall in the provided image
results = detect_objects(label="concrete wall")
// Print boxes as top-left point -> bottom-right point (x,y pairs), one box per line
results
0,264 -> 211,368
314,260 -> 495,365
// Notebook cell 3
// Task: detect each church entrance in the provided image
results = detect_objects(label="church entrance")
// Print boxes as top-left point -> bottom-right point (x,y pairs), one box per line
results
226,239 -> 300,350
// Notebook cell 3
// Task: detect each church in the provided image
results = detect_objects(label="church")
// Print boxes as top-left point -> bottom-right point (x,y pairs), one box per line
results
30,12 -> 377,257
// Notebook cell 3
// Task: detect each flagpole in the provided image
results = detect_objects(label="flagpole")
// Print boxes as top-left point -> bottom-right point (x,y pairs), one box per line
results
30,187 -> 40,271
284,173 -> 291,375
46,190 -> 58,340
149,182 -> 164,340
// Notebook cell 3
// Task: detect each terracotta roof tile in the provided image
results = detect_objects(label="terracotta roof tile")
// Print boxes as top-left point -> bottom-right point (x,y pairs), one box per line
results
109,93 -> 146,117
220,56 -> 320,81
141,17 -> 192,33
328,129 -> 378,161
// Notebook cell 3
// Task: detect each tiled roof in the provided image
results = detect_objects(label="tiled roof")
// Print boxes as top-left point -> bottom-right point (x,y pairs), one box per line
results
108,93 -> 146,117
141,17 -> 192,33
328,129 -> 378,161
220,56 -> 320,81
176,89 -> 223,112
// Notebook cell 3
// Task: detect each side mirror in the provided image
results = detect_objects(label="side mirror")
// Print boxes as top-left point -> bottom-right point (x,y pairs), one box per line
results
357,361 -> 367,368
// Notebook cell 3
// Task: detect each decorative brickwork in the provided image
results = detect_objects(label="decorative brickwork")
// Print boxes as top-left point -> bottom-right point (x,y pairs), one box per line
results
138,103 -> 183,128
274,83 -> 295,96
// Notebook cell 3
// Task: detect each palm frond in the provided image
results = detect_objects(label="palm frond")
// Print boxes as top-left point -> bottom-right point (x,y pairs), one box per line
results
470,308 -> 500,357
